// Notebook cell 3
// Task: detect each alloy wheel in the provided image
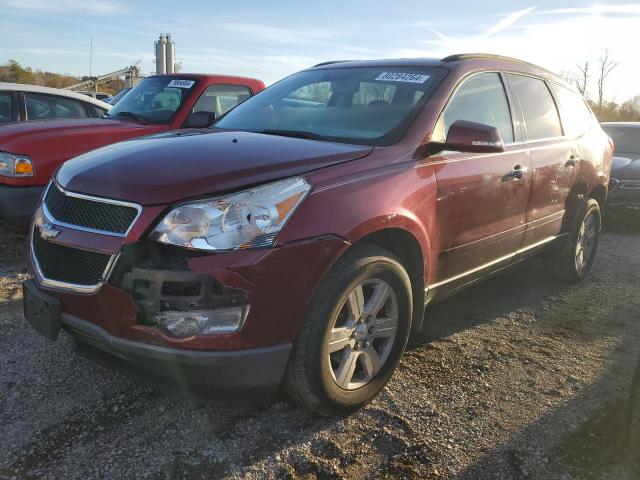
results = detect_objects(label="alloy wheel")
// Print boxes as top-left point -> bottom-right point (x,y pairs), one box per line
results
576,211 -> 597,272
326,279 -> 399,390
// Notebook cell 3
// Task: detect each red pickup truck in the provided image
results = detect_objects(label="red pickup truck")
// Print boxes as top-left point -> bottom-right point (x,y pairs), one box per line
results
0,73 -> 265,220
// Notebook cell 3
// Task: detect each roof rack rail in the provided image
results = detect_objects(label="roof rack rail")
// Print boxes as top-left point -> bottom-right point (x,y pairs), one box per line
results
313,60 -> 351,67
441,53 -> 558,77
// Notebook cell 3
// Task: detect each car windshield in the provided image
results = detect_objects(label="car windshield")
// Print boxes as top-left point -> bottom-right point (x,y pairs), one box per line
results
602,125 -> 640,155
107,77 -> 197,124
215,66 -> 444,146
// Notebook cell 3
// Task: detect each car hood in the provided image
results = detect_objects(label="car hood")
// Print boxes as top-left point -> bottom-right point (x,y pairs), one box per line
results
57,130 -> 374,205
611,153 -> 640,180
0,117 -> 163,141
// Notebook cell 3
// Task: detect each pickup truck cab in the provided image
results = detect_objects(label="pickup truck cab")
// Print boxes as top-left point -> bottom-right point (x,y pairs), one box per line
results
0,74 -> 265,220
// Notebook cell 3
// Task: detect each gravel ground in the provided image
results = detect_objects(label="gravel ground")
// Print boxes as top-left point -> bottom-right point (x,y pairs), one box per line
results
1,220 -> 639,479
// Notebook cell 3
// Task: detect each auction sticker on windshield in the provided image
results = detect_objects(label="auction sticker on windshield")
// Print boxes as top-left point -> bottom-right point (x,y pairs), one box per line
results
375,72 -> 430,83
167,79 -> 196,89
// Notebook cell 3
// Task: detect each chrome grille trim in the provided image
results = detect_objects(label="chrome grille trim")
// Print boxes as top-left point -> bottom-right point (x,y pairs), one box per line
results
42,181 -> 143,237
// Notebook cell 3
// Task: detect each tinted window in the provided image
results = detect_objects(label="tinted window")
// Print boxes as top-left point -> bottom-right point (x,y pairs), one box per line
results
25,93 -> 89,120
508,74 -> 562,140
549,83 -> 594,137
602,126 -> 640,155
215,67 -> 443,146
108,76 -> 197,124
193,84 -> 252,117
439,72 -> 514,143
0,92 -> 12,124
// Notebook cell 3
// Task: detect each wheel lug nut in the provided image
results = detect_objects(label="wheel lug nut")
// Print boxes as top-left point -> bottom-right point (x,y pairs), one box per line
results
362,341 -> 369,348
368,327 -> 375,335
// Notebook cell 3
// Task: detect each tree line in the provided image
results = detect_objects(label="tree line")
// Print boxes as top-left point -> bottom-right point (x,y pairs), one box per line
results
0,60 -> 124,95
564,50 -> 640,122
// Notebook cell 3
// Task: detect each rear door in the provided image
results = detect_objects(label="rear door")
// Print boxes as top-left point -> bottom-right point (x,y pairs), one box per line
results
506,74 -> 576,247
431,72 -> 531,285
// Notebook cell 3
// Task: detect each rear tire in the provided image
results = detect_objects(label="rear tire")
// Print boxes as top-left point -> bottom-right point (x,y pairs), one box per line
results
284,244 -> 413,416
552,198 -> 601,283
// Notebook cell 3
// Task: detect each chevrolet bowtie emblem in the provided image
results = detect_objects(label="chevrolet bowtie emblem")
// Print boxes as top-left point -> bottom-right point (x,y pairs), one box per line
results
39,221 -> 60,240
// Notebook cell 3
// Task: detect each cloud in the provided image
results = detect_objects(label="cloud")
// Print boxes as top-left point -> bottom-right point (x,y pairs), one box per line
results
0,0 -> 123,14
486,6 -> 536,36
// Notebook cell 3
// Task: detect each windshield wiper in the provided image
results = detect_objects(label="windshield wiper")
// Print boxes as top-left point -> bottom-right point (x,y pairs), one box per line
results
259,129 -> 323,140
114,111 -> 148,124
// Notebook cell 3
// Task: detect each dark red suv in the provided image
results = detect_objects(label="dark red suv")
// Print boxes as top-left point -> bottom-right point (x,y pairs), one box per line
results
23,54 -> 612,415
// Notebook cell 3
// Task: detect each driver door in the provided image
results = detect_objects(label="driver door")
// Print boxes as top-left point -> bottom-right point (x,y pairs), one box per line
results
431,72 -> 532,288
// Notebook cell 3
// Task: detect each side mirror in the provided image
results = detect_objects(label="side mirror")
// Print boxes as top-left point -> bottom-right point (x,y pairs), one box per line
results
183,111 -> 216,129
441,120 -> 505,154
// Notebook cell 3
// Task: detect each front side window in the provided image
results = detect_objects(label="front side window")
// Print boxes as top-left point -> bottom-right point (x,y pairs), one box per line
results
0,92 -> 12,124
215,67 -> 444,146
193,84 -> 252,117
508,74 -> 562,141
549,83 -> 595,138
108,76 -> 197,124
25,93 -> 89,120
436,72 -> 514,144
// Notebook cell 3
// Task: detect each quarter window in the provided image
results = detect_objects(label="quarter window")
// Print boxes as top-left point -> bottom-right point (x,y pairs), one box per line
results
0,92 -> 12,124
439,73 -> 514,144
25,93 -> 89,120
193,85 -> 252,117
508,74 -> 562,141
549,83 -> 595,138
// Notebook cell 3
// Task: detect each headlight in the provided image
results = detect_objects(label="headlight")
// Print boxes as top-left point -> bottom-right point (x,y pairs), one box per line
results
0,152 -> 34,178
151,177 -> 311,251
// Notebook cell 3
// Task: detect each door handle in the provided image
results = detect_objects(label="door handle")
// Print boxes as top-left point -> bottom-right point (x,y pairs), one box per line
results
566,155 -> 580,167
503,165 -> 529,181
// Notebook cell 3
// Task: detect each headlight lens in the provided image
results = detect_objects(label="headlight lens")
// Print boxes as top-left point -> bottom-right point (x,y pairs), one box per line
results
0,152 -> 34,178
151,177 -> 311,251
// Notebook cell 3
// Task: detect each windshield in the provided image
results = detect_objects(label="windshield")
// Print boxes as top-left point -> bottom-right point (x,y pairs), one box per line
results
107,77 -> 197,124
215,67 -> 444,146
602,125 -> 640,155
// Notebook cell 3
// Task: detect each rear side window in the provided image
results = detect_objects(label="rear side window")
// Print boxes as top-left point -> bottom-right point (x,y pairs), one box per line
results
439,72 -> 514,143
193,85 -> 252,117
549,83 -> 594,138
25,93 -> 89,120
508,74 -> 562,141
0,92 -> 12,124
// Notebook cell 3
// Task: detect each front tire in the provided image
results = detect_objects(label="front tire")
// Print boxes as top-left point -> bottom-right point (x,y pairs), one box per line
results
553,198 -> 601,283
284,244 -> 413,416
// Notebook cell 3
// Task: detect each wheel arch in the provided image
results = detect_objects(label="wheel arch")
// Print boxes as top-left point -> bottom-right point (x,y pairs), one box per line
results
349,226 -> 427,333
589,183 -> 607,216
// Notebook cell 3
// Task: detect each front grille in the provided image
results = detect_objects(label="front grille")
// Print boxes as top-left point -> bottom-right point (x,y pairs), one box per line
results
44,184 -> 138,235
32,233 -> 112,286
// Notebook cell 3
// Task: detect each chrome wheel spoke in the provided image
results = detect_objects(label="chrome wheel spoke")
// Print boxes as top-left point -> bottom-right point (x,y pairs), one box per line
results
328,327 -> 354,353
364,281 -> 391,317
347,285 -> 365,321
361,346 -> 382,378
374,315 -> 398,338
335,348 -> 359,388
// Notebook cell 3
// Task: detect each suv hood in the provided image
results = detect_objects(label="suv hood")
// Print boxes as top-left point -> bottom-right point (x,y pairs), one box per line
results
57,130 -> 374,205
612,153 -> 640,180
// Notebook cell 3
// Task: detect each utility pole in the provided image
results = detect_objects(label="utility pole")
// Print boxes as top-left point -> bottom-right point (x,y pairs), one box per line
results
89,36 -> 94,92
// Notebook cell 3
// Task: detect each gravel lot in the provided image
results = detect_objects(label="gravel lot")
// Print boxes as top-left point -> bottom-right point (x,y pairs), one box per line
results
1,220 -> 639,479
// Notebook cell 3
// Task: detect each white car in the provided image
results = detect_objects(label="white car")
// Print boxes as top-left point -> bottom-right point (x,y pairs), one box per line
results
0,83 -> 111,125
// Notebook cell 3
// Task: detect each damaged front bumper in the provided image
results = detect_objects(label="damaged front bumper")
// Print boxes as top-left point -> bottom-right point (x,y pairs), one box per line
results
25,221 -> 350,398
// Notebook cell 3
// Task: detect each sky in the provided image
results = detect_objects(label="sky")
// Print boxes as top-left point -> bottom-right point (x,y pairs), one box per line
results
1,0 -> 639,101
